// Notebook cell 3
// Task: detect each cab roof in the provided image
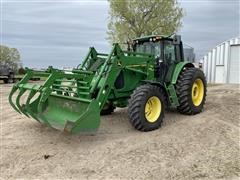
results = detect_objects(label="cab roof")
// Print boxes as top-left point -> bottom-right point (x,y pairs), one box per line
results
132,34 -> 171,42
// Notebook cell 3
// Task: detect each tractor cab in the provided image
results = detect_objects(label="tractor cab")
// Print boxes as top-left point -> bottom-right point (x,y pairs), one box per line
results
131,35 -> 184,82
132,35 -> 184,63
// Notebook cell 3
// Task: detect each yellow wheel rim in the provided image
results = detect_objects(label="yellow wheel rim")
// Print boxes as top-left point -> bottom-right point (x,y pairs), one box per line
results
144,96 -> 161,123
192,78 -> 204,106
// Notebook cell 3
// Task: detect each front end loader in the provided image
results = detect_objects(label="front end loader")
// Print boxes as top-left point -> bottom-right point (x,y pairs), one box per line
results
9,35 -> 207,134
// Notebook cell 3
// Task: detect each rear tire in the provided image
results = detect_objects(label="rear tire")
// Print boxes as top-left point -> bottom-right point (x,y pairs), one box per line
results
176,67 -> 207,115
128,84 -> 166,132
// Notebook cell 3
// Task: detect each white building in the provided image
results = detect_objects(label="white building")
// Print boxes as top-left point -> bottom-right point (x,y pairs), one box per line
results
201,37 -> 240,84
183,44 -> 195,63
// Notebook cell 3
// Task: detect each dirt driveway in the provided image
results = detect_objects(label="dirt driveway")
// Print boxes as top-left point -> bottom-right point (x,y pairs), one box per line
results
1,84 -> 239,179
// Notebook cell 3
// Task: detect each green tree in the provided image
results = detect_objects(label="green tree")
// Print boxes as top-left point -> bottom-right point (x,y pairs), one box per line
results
0,45 -> 21,71
107,0 -> 184,44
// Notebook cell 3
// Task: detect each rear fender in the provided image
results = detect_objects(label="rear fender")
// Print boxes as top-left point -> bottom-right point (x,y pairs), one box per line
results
171,62 -> 194,84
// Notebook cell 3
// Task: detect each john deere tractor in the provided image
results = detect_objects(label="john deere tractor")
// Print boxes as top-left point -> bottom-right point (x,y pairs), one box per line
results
9,35 -> 206,133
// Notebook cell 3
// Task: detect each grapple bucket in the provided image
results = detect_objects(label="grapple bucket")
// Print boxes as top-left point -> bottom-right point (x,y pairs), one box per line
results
9,68 -> 101,134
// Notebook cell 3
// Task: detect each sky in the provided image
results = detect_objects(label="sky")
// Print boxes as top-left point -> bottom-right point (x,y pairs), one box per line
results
1,0 -> 239,68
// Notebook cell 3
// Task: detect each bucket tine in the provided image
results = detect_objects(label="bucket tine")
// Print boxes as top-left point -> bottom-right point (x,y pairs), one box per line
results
24,90 -> 39,120
15,88 -> 28,116
8,85 -> 21,114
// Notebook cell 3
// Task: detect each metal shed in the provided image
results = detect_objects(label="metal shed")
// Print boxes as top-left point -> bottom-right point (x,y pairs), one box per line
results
201,37 -> 240,84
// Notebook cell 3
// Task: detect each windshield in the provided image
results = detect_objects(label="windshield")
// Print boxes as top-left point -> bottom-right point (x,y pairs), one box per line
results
135,42 -> 161,58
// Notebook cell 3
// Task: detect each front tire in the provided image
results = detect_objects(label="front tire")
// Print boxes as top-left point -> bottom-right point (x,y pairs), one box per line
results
128,84 -> 166,132
100,102 -> 115,115
176,67 -> 207,115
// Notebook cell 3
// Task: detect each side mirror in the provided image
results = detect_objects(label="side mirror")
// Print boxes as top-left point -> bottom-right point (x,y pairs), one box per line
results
173,35 -> 181,45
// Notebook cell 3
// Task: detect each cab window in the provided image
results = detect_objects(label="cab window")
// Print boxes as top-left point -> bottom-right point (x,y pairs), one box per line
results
135,42 -> 161,58
164,41 -> 175,62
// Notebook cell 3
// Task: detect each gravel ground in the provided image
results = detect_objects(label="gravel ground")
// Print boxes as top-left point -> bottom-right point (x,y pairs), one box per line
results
0,83 -> 240,179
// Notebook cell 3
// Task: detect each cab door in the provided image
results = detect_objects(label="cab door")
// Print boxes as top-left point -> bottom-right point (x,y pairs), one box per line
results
162,40 -> 182,82
156,40 -> 176,83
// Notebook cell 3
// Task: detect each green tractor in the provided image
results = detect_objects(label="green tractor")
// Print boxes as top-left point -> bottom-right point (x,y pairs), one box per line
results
9,35 -> 206,133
